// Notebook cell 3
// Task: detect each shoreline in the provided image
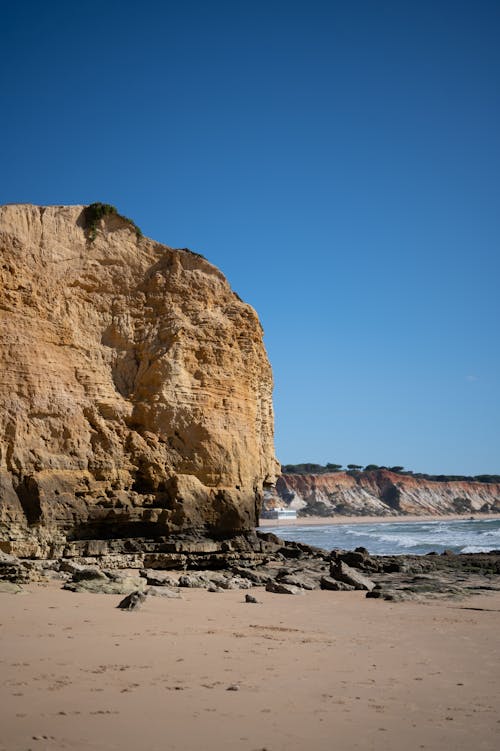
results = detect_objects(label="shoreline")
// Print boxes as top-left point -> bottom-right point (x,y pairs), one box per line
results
258,512 -> 500,528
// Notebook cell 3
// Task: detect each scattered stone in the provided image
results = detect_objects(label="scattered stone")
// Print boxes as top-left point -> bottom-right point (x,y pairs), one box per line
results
230,566 -> 273,585
277,546 -> 303,560
218,576 -> 252,590
245,594 -> 259,603
276,573 -> 318,590
207,584 -> 224,593
338,551 -> 368,568
265,581 -> 304,595
226,684 -> 240,691
206,572 -> 232,586
329,561 -> 375,591
59,560 -> 86,576
255,531 -> 285,546
320,576 -> 355,591
64,574 -> 145,595
146,586 -> 182,599
0,551 -> 29,583
117,590 -> 147,610
178,573 -> 210,588
72,566 -> 108,582
140,569 -> 180,587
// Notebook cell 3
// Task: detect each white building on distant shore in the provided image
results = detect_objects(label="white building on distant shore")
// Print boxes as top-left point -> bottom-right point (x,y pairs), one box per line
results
260,508 -> 297,520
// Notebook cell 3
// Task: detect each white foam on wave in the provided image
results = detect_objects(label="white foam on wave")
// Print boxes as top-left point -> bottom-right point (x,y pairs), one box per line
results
265,518 -> 500,554
345,526 -> 454,549
478,529 -> 500,539
460,545 -> 495,553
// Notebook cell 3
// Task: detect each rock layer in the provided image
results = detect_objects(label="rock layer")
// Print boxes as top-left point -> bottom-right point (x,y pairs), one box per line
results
0,204 -> 278,556
275,470 -> 500,517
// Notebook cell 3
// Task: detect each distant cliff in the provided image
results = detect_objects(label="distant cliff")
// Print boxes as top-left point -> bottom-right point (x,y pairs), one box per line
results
0,204 -> 278,557
274,470 -> 500,517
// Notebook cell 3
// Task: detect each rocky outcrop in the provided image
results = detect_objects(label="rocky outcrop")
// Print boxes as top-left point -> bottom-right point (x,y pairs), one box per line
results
3,529 -> 500,603
0,204 -> 278,557
275,470 -> 500,517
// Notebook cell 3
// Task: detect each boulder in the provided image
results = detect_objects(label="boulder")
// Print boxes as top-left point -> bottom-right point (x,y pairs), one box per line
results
64,573 -> 145,595
276,573 -> 318,590
140,569 -> 181,587
230,566 -> 273,585
265,581 -> 305,595
0,551 -> 29,583
207,584 -> 224,593
72,566 -> 108,582
320,576 -> 355,591
146,586 -> 182,599
117,590 -> 147,610
329,561 -> 375,591
178,573 -> 211,589
218,576 -> 252,590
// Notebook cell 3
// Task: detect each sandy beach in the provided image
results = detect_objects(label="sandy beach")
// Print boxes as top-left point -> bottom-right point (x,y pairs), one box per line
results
259,512 -> 500,528
1,582 -> 499,751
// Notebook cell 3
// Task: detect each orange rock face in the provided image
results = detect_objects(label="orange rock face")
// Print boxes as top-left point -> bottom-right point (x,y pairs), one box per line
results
276,470 -> 500,517
0,205 -> 278,556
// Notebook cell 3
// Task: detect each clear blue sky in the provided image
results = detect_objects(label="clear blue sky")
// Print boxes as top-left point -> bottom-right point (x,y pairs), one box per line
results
1,1 -> 499,474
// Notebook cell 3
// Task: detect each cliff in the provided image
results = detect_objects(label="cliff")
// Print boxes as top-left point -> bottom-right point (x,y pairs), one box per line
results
0,204 -> 278,556
275,470 -> 500,517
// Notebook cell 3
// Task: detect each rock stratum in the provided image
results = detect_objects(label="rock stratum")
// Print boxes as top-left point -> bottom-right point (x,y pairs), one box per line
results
275,470 -> 500,517
0,204 -> 278,557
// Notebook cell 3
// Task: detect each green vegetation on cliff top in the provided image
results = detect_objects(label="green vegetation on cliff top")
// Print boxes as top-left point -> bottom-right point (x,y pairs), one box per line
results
82,203 -> 143,242
280,463 -> 500,484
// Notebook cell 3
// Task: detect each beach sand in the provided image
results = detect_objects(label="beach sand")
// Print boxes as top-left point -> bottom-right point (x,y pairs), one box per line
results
259,512 -> 500,528
1,582 -> 499,751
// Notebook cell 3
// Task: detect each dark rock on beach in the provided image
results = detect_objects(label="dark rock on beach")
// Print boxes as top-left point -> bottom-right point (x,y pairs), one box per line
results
265,581 -> 305,595
63,567 -> 146,595
117,590 -> 148,610
329,561 -> 375,591
0,551 -> 30,583
275,572 -> 318,590
320,576 -> 355,591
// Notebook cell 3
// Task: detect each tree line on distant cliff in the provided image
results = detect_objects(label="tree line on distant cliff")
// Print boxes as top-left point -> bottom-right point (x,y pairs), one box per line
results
280,463 -> 500,484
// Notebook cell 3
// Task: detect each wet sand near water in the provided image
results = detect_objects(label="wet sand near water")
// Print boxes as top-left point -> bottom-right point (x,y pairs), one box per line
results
1,582 -> 500,751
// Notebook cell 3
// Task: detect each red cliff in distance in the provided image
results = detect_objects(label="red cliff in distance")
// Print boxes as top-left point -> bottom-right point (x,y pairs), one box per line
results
275,470 -> 500,517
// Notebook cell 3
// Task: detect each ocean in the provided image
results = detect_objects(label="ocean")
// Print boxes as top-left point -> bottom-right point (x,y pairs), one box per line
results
261,517 -> 500,555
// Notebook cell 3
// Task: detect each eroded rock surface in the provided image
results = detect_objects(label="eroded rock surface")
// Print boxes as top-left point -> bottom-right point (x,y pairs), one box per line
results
0,204 -> 278,557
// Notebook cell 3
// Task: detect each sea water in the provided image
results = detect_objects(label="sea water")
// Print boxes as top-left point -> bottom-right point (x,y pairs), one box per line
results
260,518 -> 500,555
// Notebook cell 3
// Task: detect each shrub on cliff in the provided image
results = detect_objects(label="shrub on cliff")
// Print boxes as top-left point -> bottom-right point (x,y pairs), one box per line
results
82,202 -> 143,242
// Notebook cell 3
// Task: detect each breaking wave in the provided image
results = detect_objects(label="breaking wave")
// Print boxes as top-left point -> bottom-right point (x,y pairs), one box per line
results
263,518 -> 500,555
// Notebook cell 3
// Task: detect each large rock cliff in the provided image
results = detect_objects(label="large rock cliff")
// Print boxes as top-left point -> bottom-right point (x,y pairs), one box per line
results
0,204 -> 278,556
276,471 -> 500,517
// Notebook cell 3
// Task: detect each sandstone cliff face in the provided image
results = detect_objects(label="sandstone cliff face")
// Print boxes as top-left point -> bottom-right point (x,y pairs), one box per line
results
275,471 -> 500,517
0,204 -> 278,556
